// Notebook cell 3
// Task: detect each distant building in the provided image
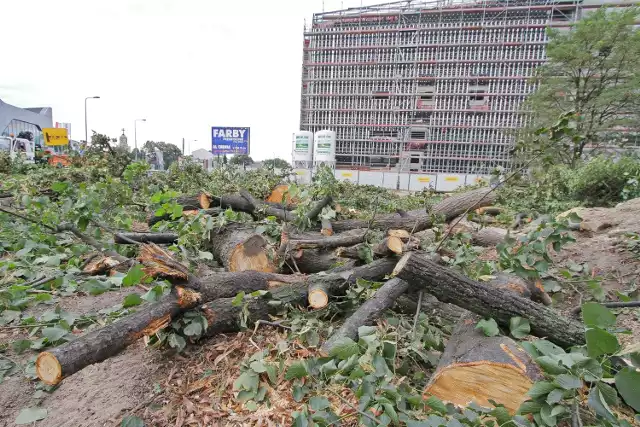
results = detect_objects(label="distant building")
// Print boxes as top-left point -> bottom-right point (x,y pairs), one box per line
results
0,98 -> 53,148
119,128 -> 129,150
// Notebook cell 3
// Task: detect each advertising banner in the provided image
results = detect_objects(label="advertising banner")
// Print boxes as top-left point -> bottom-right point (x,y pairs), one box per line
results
211,127 -> 250,155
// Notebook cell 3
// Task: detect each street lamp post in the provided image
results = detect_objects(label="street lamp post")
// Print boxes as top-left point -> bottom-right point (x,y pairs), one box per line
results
134,119 -> 146,160
84,96 -> 100,144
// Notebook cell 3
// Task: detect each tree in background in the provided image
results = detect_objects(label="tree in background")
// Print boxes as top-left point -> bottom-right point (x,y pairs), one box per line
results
229,154 -> 254,167
263,158 -> 291,170
142,141 -> 182,169
523,7 -> 640,168
17,131 -> 33,141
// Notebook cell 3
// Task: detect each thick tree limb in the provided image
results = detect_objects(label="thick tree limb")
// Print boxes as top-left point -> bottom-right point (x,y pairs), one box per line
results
321,278 -> 410,354
393,252 -> 585,347
114,232 -> 178,245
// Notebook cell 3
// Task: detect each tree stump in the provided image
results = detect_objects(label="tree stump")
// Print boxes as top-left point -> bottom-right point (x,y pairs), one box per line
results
210,226 -> 277,272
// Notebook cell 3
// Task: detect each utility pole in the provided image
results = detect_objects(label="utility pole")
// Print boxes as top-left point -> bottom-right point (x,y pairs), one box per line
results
182,138 -> 185,155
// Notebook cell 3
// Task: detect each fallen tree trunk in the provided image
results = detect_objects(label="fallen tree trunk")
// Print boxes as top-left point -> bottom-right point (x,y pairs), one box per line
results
472,227 -> 507,247
200,257 -> 398,337
176,193 -> 212,210
285,228 -> 368,251
114,232 -> 178,245
394,293 -> 466,327
210,226 -> 277,272
321,278 -> 409,354
393,252 -> 585,347
36,287 -> 199,385
332,187 -> 497,233
488,272 -> 552,306
336,237 -> 405,259
424,314 -> 543,415
285,248 -> 355,274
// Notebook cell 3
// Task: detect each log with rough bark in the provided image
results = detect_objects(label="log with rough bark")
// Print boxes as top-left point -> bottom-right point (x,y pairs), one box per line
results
321,278 -> 410,354
114,232 -> 178,245
475,206 -> 503,216
176,193 -> 212,210
285,248 -> 356,274
336,236 -> 406,260
283,228 -> 368,251
425,314 -> 544,414
394,293 -> 466,327
472,227 -> 508,247
240,189 -> 333,223
487,272 -> 553,306
331,187 -> 497,233
36,286 -> 200,385
147,207 -> 223,227
200,257 -> 398,337
209,226 -> 277,272
393,252 -> 585,347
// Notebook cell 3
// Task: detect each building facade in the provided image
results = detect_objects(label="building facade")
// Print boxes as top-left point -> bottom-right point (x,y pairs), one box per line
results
0,98 -> 53,148
300,0 -> 626,190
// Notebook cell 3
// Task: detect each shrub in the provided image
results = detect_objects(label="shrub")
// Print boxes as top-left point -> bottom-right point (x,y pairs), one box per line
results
568,156 -> 640,206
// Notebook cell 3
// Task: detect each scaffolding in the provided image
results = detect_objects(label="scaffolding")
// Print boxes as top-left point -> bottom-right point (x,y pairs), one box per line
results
299,0 -> 593,175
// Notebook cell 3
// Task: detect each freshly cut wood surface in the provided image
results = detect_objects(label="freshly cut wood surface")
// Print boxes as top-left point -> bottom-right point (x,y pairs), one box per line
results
210,226 -> 277,272
425,315 -> 543,415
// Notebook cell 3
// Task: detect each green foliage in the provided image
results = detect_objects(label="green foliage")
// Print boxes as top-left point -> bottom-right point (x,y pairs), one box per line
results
569,156 -> 640,207
229,154 -> 254,166
525,7 -> 640,167
142,140 -> 182,170
262,158 -> 292,170
15,407 -> 48,425
476,318 -> 500,337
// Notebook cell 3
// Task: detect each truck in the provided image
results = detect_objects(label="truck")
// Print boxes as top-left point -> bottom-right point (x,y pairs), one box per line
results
0,135 -> 36,163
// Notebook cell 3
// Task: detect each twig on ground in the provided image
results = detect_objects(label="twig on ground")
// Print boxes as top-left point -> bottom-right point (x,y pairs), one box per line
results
571,399 -> 583,427
571,300 -> 640,315
255,320 -> 291,330
412,291 -> 424,339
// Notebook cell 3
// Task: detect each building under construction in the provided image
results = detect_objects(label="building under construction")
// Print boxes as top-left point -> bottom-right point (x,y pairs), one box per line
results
299,0 -> 618,190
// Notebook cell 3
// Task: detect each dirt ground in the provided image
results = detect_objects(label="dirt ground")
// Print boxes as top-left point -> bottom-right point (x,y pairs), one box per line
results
0,200 -> 639,426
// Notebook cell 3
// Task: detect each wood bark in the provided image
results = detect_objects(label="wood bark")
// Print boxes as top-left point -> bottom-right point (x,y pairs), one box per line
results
147,207 -> 223,227
475,206 -> 503,216
393,293 -> 466,327
200,257 -> 398,338
472,227 -> 507,247
393,252 -> 585,347
284,228 -> 368,251
488,272 -> 552,306
425,314 -> 544,415
114,232 -> 178,245
285,248 -> 356,274
36,287 -> 199,385
209,226 -> 277,272
321,278 -> 410,354
336,236 -> 409,260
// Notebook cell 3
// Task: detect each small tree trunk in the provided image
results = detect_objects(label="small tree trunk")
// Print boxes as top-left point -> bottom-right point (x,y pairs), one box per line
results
425,314 -> 544,415
393,252 -> 584,347
286,248 -> 355,274
336,236 -> 407,260
472,227 -> 507,247
175,193 -> 212,210
210,226 -> 277,272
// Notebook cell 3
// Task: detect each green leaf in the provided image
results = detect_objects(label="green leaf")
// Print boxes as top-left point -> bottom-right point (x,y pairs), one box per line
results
426,396 -> 447,414
183,321 -> 203,337
615,367 -> 640,412
546,389 -> 565,404
122,293 -> 143,308
527,381 -> 558,399
121,416 -> 145,427
509,317 -> 531,339
233,371 -> 259,392
167,333 -> 186,352
518,400 -> 544,414
171,204 -> 183,219
198,251 -> 213,260
249,360 -> 267,373
292,385 -> 308,402
535,356 -> 568,375
587,388 -> 616,422
42,326 -> 67,342
490,406 -> 512,426
567,212 -> 582,224
554,374 -> 582,390
15,407 -> 48,425
540,404 -> 557,426
265,364 -> 278,384
357,325 -> 377,337
327,337 -> 360,360
285,362 -> 308,380
309,396 -> 331,411
585,327 -> 620,357
582,302 -> 617,328
232,291 -> 245,307
596,382 -> 619,407
305,330 -> 320,348
123,264 -> 145,287
51,181 -> 69,193
476,318 -> 500,337
142,285 -> 165,302
236,390 -> 256,402
11,340 -> 32,354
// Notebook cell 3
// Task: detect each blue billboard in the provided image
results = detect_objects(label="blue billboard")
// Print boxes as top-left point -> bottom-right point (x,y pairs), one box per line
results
211,127 -> 250,155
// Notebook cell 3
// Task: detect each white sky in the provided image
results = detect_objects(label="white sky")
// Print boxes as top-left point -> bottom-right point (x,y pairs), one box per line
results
0,0 -> 378,161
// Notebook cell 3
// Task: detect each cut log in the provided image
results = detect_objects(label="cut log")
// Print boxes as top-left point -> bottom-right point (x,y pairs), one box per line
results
475,206 -> 503,216
36,287 -> 200,385
321,278 -> 410,354
200,257 -> 398,338
393,252 -> 585,347
114,232 -> 178,245
424,314 -> 544,415
286,248 -> 356,274
388,229 -> 411,240
265,184 -> 295,205
336,236 -> 406,260
210,226 -> 277,272
285,228 -> 368,251
175,193 -> 212,210
472,227 -> 507,247
331,187 -> 497,233
308,281 -> 330,309
394,293 -> 466,327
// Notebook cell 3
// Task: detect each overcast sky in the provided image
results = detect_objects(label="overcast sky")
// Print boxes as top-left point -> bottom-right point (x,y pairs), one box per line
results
0,0 -> 376,160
